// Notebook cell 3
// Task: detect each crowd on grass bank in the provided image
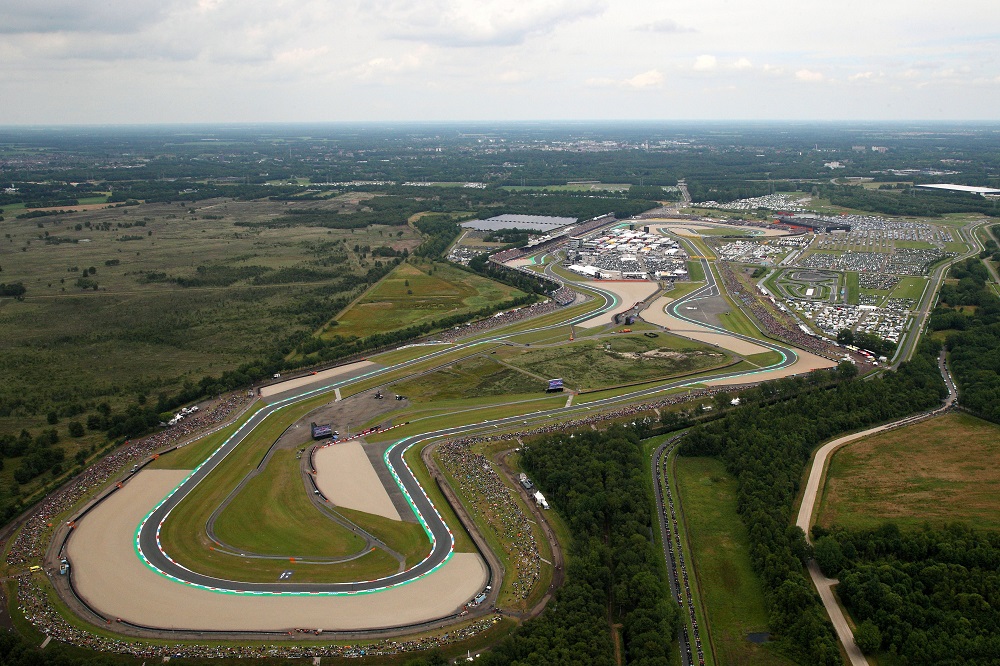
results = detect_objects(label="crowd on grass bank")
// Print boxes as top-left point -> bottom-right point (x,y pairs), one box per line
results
5,392 -> 254,568
655,445 -> 705,666
17,574 -> 501,659
438,442 -> 540,602
434,298 -> 574,344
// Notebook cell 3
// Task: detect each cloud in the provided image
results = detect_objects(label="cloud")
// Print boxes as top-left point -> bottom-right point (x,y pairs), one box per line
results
624,69 -> 664,88
795,68 -> 824,82
693,54 -> 717,71
848,71 -> 876,81
372,0 -> 606,47
355,46 -> 430,79
585,70 -> 664,89
638,18 -> 694,34
732,57 -> 753,70
499,70 -> 530,83
0,0 -> 177,34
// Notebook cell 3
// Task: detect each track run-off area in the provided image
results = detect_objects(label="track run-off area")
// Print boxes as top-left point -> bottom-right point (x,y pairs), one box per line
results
57,244 -> 839,637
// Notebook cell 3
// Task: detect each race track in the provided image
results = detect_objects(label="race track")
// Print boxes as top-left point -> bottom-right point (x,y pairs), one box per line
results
61,246 -> 832,632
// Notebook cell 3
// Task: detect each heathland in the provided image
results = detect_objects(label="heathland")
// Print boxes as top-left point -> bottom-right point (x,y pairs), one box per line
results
817,412 -> 1000,531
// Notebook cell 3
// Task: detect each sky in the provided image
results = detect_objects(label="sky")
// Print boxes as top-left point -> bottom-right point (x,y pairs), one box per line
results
2,0 -> 998,124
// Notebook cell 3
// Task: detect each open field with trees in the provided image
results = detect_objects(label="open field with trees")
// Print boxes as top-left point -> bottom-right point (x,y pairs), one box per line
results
326,260 -> 527,340
679,339 -> 946,665
501,333 -> 730,391
817,412 -> 1000,531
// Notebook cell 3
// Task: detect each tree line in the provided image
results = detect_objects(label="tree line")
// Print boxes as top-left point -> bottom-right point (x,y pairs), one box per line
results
678,339 -> 946,664
930,257 -> 1000,424
479,427 -> 679,666
815,523 -> 1000,664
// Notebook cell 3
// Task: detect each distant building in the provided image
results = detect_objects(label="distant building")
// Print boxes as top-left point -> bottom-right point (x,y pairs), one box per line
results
915,183 -> 1000,196
776,213 -> 851,233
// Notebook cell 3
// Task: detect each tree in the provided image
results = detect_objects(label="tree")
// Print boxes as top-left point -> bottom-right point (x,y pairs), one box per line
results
854,620 -> 882,654
836,360 -> 858,380
67,421 -> 84,438
814,536 -> 846,577
837,328 -> 854,345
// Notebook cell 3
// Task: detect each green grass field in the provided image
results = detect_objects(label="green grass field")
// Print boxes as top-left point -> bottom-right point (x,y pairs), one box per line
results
846,271 -> 860,305
674,456 -> 797,666
686,261 -> 706,282
212,449 -> 367,558
501,334 -> 728,392
325,260 -> 526,340
332,505 -> 431,568
390,356 -> 543,402
817,412 -> 1000,531
888,276 -> 927,301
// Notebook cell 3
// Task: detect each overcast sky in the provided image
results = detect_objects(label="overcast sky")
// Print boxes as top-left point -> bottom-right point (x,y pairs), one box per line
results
2,0 -> 997,124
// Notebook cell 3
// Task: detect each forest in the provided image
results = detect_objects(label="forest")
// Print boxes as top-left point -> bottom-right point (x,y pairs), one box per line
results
816,524 -> 1000,664
930,258 -> 1000,424
819,185 -> 1000,218
679,340 -> 946,665
478,427 -> 679,666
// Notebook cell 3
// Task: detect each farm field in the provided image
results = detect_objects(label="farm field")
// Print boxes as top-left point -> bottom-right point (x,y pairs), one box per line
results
674,456 -> 797,666
324,259 -> 528,340
817,412 -> 1000,531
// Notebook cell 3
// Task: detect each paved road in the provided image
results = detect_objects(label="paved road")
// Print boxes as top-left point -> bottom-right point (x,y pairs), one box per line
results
795,352 -> 957,666
652,437 -> 701,666
892,219 -> 987,367
124,259 -> 801,595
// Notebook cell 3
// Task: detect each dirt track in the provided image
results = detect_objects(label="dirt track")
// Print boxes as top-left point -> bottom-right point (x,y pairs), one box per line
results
577,280 -> 660,327
260,361 -> 377,398
314,442 -> 402,521
67,469 -> 486,631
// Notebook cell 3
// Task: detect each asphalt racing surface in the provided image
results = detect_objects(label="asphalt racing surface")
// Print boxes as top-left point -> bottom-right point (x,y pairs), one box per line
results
134,257 -> 799,594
